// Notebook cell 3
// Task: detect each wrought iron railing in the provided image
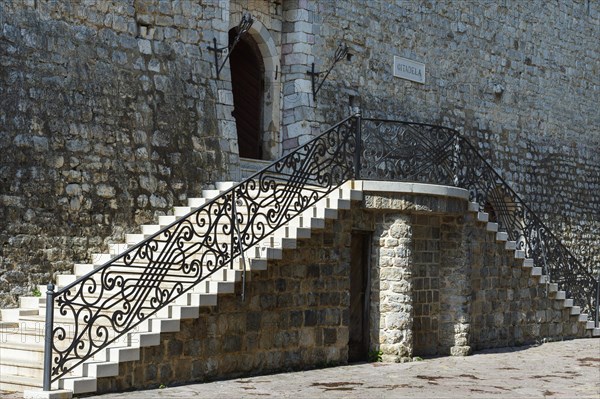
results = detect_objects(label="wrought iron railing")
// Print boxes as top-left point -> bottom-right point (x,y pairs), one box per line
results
42,115 -> 597,390
455,135 -> 598,323
43,115 -> 357,388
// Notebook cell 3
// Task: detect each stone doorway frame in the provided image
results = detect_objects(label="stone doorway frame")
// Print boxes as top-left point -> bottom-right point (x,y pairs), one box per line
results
228,14 -> 282,161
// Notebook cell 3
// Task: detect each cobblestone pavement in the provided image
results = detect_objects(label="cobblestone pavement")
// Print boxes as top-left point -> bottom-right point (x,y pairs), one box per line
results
3,339 -> 599,398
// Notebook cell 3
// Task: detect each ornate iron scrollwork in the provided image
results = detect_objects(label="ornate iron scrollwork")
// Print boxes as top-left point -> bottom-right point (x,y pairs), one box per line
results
47,115 -> 356,382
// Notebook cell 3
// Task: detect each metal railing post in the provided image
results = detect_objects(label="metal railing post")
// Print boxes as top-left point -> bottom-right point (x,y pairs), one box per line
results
43,283 -> 55,391
594,276 -> 600,328
453,135 -> 461,187
353,113 -> 362,179
231,190 -> 248,302
230,191 -> 235,270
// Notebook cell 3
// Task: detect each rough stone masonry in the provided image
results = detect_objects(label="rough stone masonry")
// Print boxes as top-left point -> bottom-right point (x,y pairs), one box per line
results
0,1 -> 598,312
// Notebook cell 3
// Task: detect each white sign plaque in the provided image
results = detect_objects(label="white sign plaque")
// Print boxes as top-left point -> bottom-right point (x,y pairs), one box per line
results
393,56 -> 425,84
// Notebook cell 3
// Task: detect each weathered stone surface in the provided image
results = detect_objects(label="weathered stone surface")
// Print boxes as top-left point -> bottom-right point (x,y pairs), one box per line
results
1,0 -> 597,307
95,219 -> 352,393
0,1 -> 228,306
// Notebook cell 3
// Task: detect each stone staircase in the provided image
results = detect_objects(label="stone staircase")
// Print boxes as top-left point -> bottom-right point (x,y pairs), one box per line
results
0,180 -> 362,397
465,200 -> 599,340
0,180 -> 597,398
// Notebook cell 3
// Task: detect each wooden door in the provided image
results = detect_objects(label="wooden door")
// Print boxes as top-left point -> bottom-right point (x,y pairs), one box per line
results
349,231 -> 371,362
229,29 -> 264,159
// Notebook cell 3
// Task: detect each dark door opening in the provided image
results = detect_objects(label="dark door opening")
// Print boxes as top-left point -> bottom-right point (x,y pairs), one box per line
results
229,28 -> 264,160
349,231 -> 371,362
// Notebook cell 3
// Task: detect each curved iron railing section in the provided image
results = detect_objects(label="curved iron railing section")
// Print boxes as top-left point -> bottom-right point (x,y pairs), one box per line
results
359,119 -> 458,184
454,137 -> 597,318
44,115 -> 596,387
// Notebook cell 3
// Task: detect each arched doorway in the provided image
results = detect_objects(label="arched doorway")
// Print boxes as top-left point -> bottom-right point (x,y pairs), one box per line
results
229,27 -> 265,160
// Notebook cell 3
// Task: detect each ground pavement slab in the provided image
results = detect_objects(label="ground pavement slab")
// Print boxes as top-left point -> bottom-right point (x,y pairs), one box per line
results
2,338 -> 599,398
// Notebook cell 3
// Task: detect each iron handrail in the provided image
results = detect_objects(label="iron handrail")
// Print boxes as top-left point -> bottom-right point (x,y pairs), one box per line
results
455,134 -> 597,314
45,114 -> 357,387
42,115 -> 597,390
359,117 -> 596,317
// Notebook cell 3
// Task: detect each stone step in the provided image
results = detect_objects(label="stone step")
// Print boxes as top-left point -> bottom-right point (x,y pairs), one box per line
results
0,322 -> 47,345
0,342 -> 46,363
521,258 -> 534,268
126,233 -> 146,244
56,274 -> 78,287
201,188 -> 223,199
174,290 -> 221,307
74,263 -> 96,276
19,296 -> 43,309
174,206 -> 193,217
187,197 -> 208,208
59,375 -> 97,395
593,328 -> 600,337
0,373 -> 45,393
586,321 -> 596,330
468,202 -> 480,212
505,241 -> 517,250
158,215 -> 178,226
476,212 -> 489,222
141,224 -> 162,235
563,298 -> 574,307
554,290 -> 566,300
81,361 -> 119,379
0,358 -> 45,380
486,222 -> 498,232
215,181 -> 237,191
108,243 -> 129,256
496,231 -> 508,242
250,245 -> 283,261
570,306 -> 581,315
0,308 -> 39,322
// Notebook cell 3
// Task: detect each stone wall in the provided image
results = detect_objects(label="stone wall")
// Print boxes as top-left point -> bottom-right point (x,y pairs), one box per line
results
466,211 -> 587,349
1,0 -> 597,319
95,217 -> 352,393
0,1 -> 230,306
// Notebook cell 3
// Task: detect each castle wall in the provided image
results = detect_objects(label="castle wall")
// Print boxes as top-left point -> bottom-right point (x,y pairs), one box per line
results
0,1 -> 231,306
1,0 -> 597,308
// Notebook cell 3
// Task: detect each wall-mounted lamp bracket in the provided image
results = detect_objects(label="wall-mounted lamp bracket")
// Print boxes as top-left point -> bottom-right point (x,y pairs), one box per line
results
208,13 -> 254,79
307,43 -> 349,100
